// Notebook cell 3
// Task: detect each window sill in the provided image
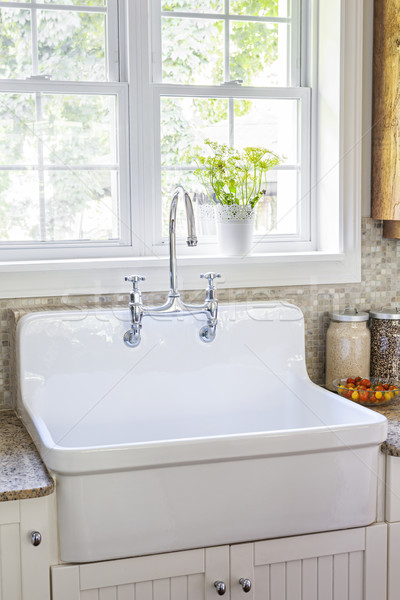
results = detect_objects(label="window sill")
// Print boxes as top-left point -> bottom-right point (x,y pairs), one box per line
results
0,250 -> 360,299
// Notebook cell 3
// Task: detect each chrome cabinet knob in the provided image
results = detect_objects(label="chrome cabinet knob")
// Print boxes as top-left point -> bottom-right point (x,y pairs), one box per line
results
239,578 -> 252,593
214,581 -> 227,595
31,531 -> 42,546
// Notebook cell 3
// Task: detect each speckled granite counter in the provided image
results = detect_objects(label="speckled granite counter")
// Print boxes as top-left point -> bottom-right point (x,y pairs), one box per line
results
0,410 -> 54,501
370,398 -> 400,457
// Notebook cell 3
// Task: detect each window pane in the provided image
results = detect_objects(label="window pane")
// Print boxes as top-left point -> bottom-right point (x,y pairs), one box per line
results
229,0 -> 289,18
43,170 -> 119,241
161,17 -> 223,84
160,96 -> 228,167
40,94 -> 117,166
254,169 -> 298,236
162,0 -> 223,13
0,171 -> 40,242
0,91 -> 121,244
0,9 -> 32,79
234,98 -> 298,164
0,94 -> 37,165
37,10 -> 106,81
230,21 -> 288,86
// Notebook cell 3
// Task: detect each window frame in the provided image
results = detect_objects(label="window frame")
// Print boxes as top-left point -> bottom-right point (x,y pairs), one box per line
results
0,0 -> 366,298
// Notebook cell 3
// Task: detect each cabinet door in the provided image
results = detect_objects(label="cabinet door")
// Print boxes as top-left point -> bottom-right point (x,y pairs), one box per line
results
0,501 -> 21,600
388,522 -> 400,600
0,495 -> 57,600
52,545 -> 229,600
230,524 -> 387,600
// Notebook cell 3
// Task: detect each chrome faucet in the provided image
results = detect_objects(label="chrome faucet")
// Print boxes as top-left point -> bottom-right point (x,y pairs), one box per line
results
169,185 -> 198,296
123,186 -> 222,347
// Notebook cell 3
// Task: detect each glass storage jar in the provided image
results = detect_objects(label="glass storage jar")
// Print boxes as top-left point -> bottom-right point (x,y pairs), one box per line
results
370,307 -> 400,380
325,308 -> 370,391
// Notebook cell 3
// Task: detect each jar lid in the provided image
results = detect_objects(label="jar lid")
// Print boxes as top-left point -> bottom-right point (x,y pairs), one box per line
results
369,307 -> 400,320
329,308 -> 369,322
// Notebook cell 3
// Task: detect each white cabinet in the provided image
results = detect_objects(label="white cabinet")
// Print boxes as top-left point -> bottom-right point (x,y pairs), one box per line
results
52,524 -> 387,600
231,525 -> 386,600
52,545 -> 229,600
385,455 -> 400,599
0,495 -> 57,600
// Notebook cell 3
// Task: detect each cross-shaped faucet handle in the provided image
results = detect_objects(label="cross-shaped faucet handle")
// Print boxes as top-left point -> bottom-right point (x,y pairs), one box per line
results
200,272 -> 221,285
125,275 -> 146,290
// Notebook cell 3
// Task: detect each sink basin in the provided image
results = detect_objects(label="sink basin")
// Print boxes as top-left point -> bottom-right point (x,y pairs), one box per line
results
16,302 -> 387,563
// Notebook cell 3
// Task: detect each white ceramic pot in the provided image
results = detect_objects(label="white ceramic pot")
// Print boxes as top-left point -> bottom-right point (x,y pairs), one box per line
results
215,204 -> 255,256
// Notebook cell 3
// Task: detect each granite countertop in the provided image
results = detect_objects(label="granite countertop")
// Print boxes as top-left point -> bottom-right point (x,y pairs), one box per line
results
0,410 -> 54,502
371,398 -> 400,457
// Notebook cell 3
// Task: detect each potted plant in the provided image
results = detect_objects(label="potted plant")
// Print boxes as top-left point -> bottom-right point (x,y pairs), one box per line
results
192,139 -> 282,256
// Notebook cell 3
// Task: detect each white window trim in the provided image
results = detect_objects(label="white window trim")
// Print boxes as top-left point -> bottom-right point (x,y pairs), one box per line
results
0,0 -> 364,298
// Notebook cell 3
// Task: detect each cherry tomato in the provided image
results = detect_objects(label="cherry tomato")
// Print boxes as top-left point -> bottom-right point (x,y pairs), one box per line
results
354,376 -> 362,384
351,391 -> 359,402
383,383 -> 390,390
360,379 -> 371,388
375,385 -> 384,392
375,391 -> 383,401
358,390 -> 369,403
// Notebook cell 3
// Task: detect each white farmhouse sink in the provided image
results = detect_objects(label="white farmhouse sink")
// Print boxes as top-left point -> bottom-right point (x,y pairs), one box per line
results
17,302 -> 387,563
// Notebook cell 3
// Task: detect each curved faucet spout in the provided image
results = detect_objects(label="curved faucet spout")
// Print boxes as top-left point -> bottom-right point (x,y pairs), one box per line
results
169,185 -> 198,296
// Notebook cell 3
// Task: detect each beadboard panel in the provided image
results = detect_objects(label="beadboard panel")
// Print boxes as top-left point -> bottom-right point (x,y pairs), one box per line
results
52,526 -> 387,600
53,546 -> 229,600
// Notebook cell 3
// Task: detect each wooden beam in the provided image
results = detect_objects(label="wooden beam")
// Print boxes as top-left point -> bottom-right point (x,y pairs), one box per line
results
371,0 -> 400,221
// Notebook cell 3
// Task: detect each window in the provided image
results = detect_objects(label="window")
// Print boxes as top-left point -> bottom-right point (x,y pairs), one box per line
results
0,0 -> 129,260
150,0 -> 311,253
0,0 -> 365,297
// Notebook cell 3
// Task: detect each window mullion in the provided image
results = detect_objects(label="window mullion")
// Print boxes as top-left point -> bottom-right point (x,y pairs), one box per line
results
224,0 -> 230,82
153,83 -> 309,99
30,0 -> 39,76
30,0 -> 46,241
107,0 -> 120,82
35,92 -> 47,242
290,0 -> 302,86
150,0 -> 162,83
224,0 -> 235,146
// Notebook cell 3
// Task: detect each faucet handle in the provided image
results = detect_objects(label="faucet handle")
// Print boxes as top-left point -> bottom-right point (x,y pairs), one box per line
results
125,275 -> 146,290
200,272 -> 221,286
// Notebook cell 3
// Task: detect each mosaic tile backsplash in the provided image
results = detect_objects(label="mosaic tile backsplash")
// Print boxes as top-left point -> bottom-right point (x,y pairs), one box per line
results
1,218 -> 399,408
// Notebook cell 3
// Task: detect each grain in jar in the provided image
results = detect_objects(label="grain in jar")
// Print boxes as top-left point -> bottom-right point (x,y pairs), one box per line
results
370,307 -> 400,379
325,309 -> 370,391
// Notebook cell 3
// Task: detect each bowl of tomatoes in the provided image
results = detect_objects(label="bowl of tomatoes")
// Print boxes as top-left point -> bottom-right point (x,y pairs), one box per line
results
332,377 -> 400,406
